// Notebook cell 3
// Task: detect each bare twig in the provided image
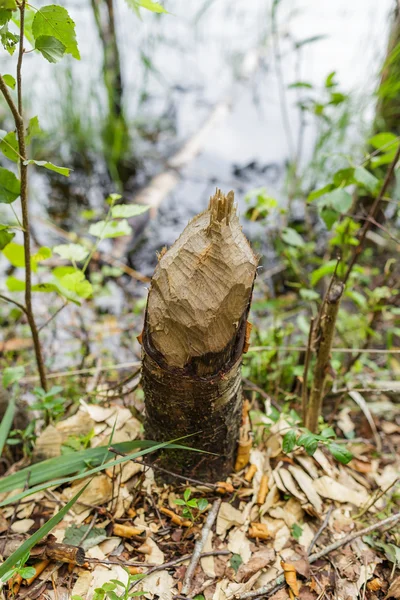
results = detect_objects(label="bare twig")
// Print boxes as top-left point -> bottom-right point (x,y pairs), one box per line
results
302,317 -> 314,423
235,512 -> 400,599
355,478 -> 399,519
181,498 -> 222,595
0,293 -> 28,316
307,506 -> 333,554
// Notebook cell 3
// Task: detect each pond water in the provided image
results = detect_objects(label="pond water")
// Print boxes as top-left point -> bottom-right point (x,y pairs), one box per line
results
1,0 -> 393,271
0,0 -> 395,369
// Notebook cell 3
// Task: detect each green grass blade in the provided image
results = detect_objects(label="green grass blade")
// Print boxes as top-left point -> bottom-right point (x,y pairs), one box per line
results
0,440 -> 204,494
0,398 -> 15,456
0,439 -> 147,494
0,438 -> 189,508
0,481 -> 90,579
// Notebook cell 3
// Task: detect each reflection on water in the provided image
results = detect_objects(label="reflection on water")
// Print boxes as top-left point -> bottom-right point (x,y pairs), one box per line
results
0,0 -> 394,371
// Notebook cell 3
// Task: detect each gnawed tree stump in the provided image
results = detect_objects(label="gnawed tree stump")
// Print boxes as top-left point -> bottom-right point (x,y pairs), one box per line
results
142,189 -> 258,481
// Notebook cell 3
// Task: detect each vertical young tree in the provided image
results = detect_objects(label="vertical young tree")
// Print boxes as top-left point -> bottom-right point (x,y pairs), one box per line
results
142,189 -> 258,481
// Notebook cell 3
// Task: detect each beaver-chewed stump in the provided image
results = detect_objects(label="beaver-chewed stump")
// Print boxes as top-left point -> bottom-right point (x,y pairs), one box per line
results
141,189 -> 258,482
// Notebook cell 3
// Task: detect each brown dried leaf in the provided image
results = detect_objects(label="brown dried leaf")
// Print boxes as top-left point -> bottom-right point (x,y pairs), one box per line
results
235,548 -> 275,582
387,576 -> 400,599
281,560 -> 300,596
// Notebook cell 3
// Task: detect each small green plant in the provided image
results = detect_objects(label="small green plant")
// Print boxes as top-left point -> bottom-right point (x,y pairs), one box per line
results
282,426 -> 353,464
291,523 -> 303,541
0,551 -> 36,584
72,571 -> 146,600
30,385 -> 65,424
7,420 -> 36,457
174,489 -> 208,523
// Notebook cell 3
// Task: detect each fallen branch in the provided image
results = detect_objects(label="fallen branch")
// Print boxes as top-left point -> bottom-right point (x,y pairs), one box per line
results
0,536 -> 85,565
181,498 -> 222,596
307,505 -> 333,555
235,511 -> 400,599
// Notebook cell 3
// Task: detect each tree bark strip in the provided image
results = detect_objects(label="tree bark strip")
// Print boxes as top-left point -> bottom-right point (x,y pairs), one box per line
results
142,189 -> 258,481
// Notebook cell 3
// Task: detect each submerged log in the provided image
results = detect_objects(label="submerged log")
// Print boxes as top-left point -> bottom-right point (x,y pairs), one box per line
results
142,189 -> 258,481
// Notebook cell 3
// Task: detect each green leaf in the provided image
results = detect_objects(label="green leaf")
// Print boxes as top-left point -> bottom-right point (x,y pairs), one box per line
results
281,227 -> 305,247
0,23 -> 19,55
35,34 -> 65,62
230,554 -> 243,574
32,5 -> 80,59
291,523 -> 303,540
0,224 -> 15,249
0,167 -> 20,203
19,566 -> 36,579
320,427 -> 336,440
368,132 -> 398,151
26,116 -> 41,145
2,73 -> 15,89
288,81 -> 313,89
63,525 -> 107,550
318,189 -> 352,213
328,442 -> 353,464
299,289 -> 320,301
89,219 -> 132,239
2,241 -> 24,267
0,439 -> 193,507
321,207 -> 338,231
174,499 -> 185,506
325,71 -> 337,88
354,166 -> 379,194
297,431 -> 318,456
0,397 -> 15,457
126,0 -> 168,14
308,184 -> 334,202
6,275 -> 25,291
24,160 -> 71,177
282,430 -> 297,453
183,488 -> 191,502
0,0 -> 17,9
0,482 -> 90,579
111,204 -> 150,218
2,365 -> 24,388
59,270 -> 93,299
332,168 -> 355,188
53,243 -> 89,262
0,131 -> 19,162
197,498 -> 208,511
310,260 -> 338,286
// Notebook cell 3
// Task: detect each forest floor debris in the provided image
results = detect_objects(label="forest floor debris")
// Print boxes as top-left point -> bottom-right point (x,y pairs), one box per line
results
0,396 -> 399,600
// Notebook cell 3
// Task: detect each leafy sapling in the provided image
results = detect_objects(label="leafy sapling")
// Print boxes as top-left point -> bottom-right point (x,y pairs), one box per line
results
282,426 -> 353,464
0,551 -> 35,584
174,489 -> 209,524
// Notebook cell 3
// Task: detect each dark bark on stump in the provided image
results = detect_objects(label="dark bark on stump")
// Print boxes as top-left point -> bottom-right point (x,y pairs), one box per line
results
142,190 -> 258,482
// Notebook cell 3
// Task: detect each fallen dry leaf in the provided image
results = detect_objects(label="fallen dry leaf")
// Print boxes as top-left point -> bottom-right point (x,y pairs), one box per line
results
281,560 -> 300,596
313,476 -> 368,507
288,465 -> 323,514
386,576 -> 400,599
236,548 -> 275,582
248,522 -> 270,540
10,518 -> 34,534
216,502 -> 245,537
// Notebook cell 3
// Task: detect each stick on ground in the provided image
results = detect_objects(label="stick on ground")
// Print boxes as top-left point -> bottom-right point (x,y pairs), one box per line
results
181,498 -> 222,596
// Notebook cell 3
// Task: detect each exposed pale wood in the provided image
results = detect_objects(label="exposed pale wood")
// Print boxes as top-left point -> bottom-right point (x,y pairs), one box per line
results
145,189 -> 258,371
